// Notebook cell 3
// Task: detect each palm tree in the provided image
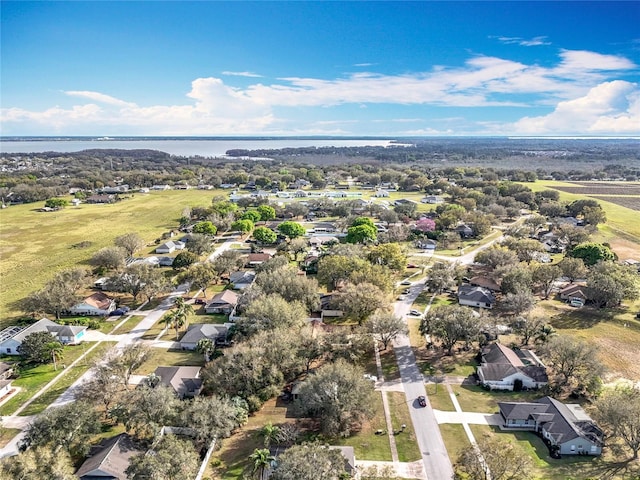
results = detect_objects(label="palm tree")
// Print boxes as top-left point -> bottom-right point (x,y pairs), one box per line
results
535,324 -> 557,344
248,448 -> 275,480
173,297 -> 194,334
258,422 -> 281,448
45,342 -> 64,371
162,311 -> 179,339
195,338 -> 215,362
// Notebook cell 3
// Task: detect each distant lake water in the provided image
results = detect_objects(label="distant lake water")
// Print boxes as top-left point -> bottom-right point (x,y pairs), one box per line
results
0,138 -> 402,157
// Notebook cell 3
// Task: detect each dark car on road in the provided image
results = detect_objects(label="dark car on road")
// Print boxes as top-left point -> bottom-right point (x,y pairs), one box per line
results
417,395 -> 427,407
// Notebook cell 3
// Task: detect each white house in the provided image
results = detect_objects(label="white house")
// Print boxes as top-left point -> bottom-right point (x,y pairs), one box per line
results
67,292 -> 117,316
155,240 -> 186,254
499,397 -> 604,456
477,343 -> 548,391
457,285 -> 495,309
0,318 -> 87,355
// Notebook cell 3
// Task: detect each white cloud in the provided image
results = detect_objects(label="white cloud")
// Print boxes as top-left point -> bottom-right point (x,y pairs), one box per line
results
1,48 -> 637,135
64,90 -> 136,107
221,71 -> 263,78
512,81 -> 640,134
495,35 -> 551,46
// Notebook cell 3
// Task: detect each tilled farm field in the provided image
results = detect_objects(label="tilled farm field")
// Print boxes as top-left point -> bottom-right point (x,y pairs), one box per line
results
590,196 -> 640,211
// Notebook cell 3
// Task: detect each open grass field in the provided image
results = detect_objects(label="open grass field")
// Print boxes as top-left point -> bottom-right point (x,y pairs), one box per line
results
425,382 -> 455,411
522,180 -> 640,245
0,189 -> 223,324
470,424 -> 640,480
533,298 -> 640,382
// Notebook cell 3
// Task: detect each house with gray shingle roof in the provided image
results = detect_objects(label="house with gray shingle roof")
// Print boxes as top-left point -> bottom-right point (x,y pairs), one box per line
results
457,285 -> 495,309
153,366 -> 202,399
179,323 -> 234,350
477,343 -> 548,391
498,396 -> 604,456
0,318 -> 88,355
76,433 -> 142,479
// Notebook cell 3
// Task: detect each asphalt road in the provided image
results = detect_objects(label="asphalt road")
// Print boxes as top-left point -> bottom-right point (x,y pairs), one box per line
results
393,279 -> 454,480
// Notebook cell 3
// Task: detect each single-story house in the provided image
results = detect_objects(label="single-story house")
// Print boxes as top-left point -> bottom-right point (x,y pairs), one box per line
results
228,270 -> 256,290
155,240 -> 186,254
246,253 -> 272,267
179,323 -> 233,350
67,292 -> 117,316
457,285 -> 495,309
559,284 -> 587,306
0,318 -> 58,355
205,290 -> 239,315
152,366 -> 202,399
319,294 -> 344,320
422,195 -> 444,204
394,198 -> 418,206
0,319 -> 89,355
374,189 -> 390,198
47,324 -> 87,345
415,238 -> 437,250
76,433 -> 143,480
308,236 -> 339,248
94,277 -> 109,290
455,224 -> 474,238
477,343 -> 548,391
498,396 -> 604,456
470,275 -> 501,292
85,194 -> 116,204
156,256 -> 175,267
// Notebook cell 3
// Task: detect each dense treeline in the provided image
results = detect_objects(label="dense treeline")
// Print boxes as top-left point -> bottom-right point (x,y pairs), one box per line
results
1,140 -> 639,204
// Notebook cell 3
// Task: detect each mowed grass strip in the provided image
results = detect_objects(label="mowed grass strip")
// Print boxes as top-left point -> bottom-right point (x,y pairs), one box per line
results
19,341 -> 116,416
0,342 -> 113,416
388,391 -> 422,462
0,189 -> 222,324
438,423 -> 470,462
425,382 -> 455,412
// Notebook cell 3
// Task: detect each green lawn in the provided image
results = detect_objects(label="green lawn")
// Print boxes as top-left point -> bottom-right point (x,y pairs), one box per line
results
388,391 -> 422,462
331,391 -> 393,461
135,348 -> 205,376
378,348 -> 400,381
452,384 -> 541,414
0,428 -> 21,448
0,342 -> 114,416
469,424 -> 636,480
438,424 -> 471,462
425,382 -> 455,411
0,189 -> 225,325
109,315 -> 146,334
19,341 -> 117,416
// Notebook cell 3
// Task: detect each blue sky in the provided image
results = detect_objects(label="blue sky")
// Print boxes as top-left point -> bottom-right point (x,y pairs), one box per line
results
1,1 -> 639,136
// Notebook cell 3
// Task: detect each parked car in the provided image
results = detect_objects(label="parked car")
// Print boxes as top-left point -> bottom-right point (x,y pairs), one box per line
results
109,306 -> 130,316
409,310 -> 421,316
407,263 -> 417,268
400,280 -> 412,286
417,396 -> 427,407
194,298 -> 206,305
397,295 -> 406,301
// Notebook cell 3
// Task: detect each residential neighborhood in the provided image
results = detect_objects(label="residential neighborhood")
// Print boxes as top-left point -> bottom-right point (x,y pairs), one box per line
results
0,151 -> 639,480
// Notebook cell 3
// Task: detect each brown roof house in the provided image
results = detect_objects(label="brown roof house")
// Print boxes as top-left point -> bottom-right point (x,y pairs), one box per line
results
76,433 -> 142,480
498,397 -> 604,456
205,290 -> 239,315
559,283 -> 587,307
246,253 -> 272,267
477,343 -> 548,391
67,292 -> 117,316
